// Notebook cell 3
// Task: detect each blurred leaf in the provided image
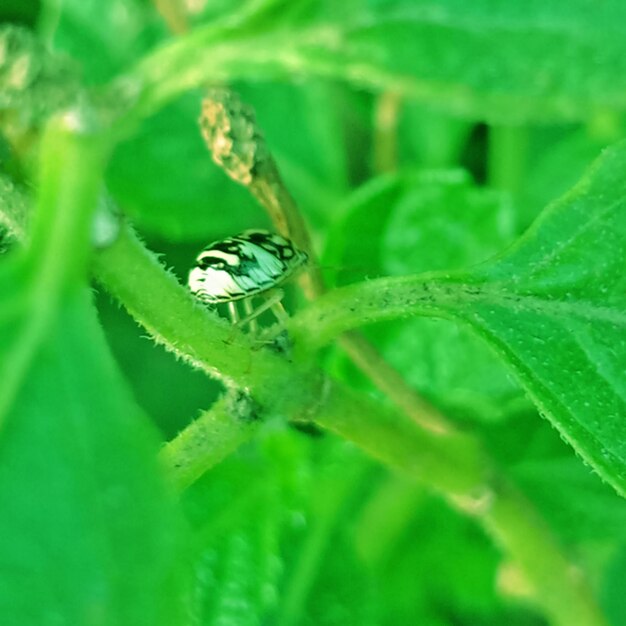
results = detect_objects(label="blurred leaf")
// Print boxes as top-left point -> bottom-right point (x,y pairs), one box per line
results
237,80 -> 351,227
514,456 -> 626,545
130,1 -> 626,131
309,0 -> 626,124
380,170 -> 515,274
602,544 -> 626,626
352,481 -> 537,626
378,499 -> 500,624
432,141 -> 626,495
482,414 -> 626,545
184,433 -> 382,626
107,94 -> 264,241
184,428 -> 540,626
0,0 -> 40,26
520,126 -> 613,228
108,80 -> 354,240
325,170 -> 524,422
167,1 -> 626,124
398,103 -> 472,169
41,0 -> 164,83
0,25 -> 81,129
0,291 -> 188,626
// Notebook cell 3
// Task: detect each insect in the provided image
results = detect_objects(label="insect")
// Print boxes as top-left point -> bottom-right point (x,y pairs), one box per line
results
188,229 -> 308,328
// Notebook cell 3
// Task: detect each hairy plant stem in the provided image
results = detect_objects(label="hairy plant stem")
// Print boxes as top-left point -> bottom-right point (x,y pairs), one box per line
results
196,89 -> 459,439
160,395 -> 260,491
89,217 -> 607,626
93,223 -> 486,492
196,90 -> 607,622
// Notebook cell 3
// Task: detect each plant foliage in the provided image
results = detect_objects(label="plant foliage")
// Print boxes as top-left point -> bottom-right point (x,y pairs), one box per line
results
1,2 -> 626,626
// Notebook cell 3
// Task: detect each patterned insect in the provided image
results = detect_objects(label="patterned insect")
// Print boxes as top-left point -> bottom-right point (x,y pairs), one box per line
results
188,229 -> 308,327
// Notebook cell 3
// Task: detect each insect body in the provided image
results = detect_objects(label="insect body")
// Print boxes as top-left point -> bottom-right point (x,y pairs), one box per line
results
188,230 -> 307,328
189,230 -> 307,302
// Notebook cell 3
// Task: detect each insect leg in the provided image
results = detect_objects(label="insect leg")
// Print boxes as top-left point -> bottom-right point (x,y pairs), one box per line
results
270,299 -> 289,325
241,297 -> 259,334
236,289 -> 284,330
227,301 -> 240,324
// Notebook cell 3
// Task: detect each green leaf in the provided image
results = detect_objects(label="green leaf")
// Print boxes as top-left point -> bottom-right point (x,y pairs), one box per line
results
308,142 -> 626,495
184,433 -> 383,626
108,79 -> 352,240
236,80 -> 351,227
373,497 -> 502,624
41,0 -> 164,83
317,0 -> 626,123
485,415 -> 626,544
107,94 -> 263,241
130,1 -> 626,126
435,142 -> 626,494
325,170 -> 524,422
0,291 -> 188,626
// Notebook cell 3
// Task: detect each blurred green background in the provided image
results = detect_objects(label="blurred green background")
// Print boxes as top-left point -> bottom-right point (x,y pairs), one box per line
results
2,1 -> 626,625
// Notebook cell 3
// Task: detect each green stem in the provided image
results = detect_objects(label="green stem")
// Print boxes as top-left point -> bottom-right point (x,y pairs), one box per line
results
90,210 -> 608,626
160,395 -> 260,491
28,111 -> 108,290
318,380 -> 487,495
372,91 -> 402,174
288,274 -> 455,350
93,223 -> 302,407
488,124 -> 529,197
479,480 -> 607,626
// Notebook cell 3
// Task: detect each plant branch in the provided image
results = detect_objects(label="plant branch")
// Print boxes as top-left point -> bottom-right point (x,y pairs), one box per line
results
488,124 -> 529,198
373,91 -> 402,174
288,274 -> 454,351
89,195 -> 606,626
185,88 -> 608,625
198,88 -> 324,298
197,89 -> 456,437
160,394 -> 260,491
